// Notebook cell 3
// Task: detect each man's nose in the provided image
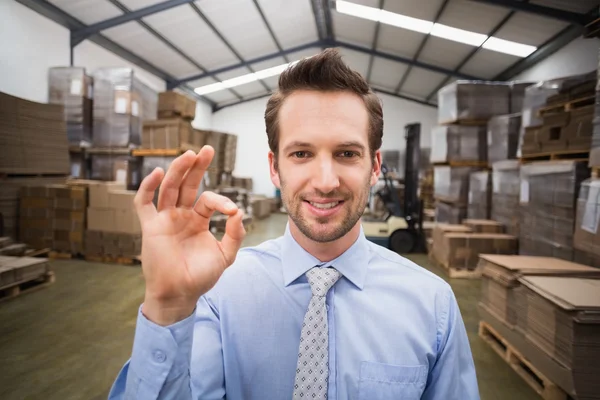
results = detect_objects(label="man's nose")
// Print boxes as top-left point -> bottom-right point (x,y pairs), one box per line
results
311,157 -> 340,193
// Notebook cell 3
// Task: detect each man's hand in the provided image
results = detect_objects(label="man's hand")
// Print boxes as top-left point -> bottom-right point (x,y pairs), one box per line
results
134,146 -> 246,326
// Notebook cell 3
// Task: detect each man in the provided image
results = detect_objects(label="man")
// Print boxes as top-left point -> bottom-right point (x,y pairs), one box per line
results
109,49 -> 479,399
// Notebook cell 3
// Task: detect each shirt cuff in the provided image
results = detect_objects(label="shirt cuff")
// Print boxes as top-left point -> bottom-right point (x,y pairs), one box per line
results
129,305 -> 196,391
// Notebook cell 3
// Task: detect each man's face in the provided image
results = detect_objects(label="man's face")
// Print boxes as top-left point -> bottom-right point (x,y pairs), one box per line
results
269,90 -> 381,243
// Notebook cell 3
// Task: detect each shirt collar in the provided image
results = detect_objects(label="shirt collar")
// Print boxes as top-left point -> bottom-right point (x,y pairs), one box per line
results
281,222 -> 370,290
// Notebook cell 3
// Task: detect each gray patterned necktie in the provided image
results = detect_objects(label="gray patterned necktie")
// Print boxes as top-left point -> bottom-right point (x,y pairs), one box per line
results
293,266 -> 342,399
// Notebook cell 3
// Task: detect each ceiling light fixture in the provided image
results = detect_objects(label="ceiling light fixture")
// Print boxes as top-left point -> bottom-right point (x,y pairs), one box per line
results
195,62 -> 295,95
335,0 -> 536,57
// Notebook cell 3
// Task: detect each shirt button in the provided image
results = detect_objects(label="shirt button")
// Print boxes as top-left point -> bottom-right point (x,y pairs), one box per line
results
153,350 -> 166,363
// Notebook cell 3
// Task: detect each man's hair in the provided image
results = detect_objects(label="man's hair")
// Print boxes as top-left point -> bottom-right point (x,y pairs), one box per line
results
264,48 -> 383,160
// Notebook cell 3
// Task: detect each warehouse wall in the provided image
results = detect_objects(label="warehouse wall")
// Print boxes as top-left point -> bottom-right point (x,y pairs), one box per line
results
514,37 -> 599,82
212,93 -> 437,196
0,1 -> 166,103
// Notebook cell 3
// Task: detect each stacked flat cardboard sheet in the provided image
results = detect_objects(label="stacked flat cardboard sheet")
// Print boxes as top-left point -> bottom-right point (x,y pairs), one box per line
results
520,275 -> 600,399
479,255 -> 600,333
0,91 -> 70,174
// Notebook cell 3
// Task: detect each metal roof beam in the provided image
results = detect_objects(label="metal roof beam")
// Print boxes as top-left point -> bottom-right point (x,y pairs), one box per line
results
365,0 -> 385,83
311,0 -> 334,49
470,0 -> 590,25
106,0 -> 242,100
331,40 -> 483,80
494,24 -> 585,80
213,88 -> 437,113
213,92 -> 273,112
72,0 -> 195,43
253,0 -> 289,63
189,3 -> 271,93
394,0 -> 449,94
169,41 -> 322,88
16,0 -> 215,107
373,88 -> 437,108
425,9 -> 515,102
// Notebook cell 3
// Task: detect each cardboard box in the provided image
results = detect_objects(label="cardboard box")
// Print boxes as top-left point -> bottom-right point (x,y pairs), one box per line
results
438,233 -> 518,270
89,181 -> 126,208
430,223 -> 472,263
463,219 -> 504,234
87,208 -> 116,232
109,190 -> 136,210
142,118 -> 192,149
430,125 -> 487,163
158,91 -> 196,119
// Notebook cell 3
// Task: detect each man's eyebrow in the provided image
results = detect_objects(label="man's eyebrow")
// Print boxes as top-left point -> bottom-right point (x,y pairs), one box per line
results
282,141 -> 313,152
336,141 -> 366,151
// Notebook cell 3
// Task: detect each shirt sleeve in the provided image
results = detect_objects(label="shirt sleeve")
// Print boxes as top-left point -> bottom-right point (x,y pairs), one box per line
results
421,286 -> 481,400
108,295 -> 225,399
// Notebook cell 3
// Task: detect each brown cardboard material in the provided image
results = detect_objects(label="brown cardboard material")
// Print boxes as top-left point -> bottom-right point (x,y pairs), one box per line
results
463,219 -> 504,233
53,197 -> 86,210
158,91 -> 196,119
87,208 -> 116,232
439,233 -> 518,271
142,119 -> 192,149
109,190 -> 136,210
430,223 -> 472,263
89,181 -> 126,208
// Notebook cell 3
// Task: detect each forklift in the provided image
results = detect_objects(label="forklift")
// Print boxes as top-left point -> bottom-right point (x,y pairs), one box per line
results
362,123 -> 426,254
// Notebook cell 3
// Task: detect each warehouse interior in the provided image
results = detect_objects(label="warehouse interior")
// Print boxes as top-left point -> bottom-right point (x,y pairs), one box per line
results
2,0 -> 600,399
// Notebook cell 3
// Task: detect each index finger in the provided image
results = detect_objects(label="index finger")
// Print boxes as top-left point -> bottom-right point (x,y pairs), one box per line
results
134,167 -> 164,224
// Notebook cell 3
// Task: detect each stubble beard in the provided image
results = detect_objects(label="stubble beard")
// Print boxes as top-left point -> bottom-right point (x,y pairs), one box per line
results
279,171 -> 371,243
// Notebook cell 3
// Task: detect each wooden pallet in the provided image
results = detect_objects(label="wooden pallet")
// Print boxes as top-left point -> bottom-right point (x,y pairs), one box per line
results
49,251 -> 78,260
85,147 -> 132,155
0,272 -> 55,303
537,95 -> 595,117
84,255 -> 141,266
432,160 -> 489,167
439,118 -> 488,126
478,321 -> 568,400
520,150 -> 589,163
428,251 -> 482,279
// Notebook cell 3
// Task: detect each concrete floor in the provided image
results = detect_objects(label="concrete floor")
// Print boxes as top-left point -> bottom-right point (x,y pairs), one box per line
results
0,214 -> 538,400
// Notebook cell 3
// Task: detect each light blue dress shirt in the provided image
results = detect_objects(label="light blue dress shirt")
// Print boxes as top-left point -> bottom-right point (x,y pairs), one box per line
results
109,224 -> 480,399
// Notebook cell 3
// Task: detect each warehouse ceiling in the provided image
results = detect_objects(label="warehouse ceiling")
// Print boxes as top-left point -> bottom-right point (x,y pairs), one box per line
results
18,0 -> 600,110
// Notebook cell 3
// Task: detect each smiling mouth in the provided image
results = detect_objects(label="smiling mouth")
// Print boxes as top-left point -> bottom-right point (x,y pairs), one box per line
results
307,201 -> 342,209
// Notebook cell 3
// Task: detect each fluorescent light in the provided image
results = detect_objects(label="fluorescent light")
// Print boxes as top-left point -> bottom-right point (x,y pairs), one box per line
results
482,37 -> 537,57
335,0 -> 536,57
335,0 -> 381,22
195,82 -> 226,95
195,61 -> 296,96
430,24 -> 486,47
379,10 -> 433,34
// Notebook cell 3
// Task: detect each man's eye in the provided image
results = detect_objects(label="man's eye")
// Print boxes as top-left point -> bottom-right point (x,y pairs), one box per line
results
293,151 -> 308,158
340,151 -> 357,158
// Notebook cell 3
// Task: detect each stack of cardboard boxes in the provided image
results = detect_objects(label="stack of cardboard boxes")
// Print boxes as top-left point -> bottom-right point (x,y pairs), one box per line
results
90,67 -> 157,181
19,184 -> 87,254
491,160 -> 520,237
429,221 -> 517,276
432,81 -> 527,224
86,181 -> 141,258
467,171 -> 492,219
521,72 -> 596,156
519,160 -> 590,262
0,91 -> 70,175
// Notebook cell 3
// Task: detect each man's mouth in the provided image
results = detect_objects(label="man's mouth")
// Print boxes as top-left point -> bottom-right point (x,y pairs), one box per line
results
307,201 -> 342,209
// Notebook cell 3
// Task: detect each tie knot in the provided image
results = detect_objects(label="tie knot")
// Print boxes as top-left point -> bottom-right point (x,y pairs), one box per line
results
306,267 -> 341,297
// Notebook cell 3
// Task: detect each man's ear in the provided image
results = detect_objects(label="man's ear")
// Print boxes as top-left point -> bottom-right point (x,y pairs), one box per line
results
370,150 -> 382,186
268,151 -> 281,189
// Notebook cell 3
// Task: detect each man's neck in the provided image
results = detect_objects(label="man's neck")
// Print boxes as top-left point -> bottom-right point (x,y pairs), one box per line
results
288,220 -> 361,263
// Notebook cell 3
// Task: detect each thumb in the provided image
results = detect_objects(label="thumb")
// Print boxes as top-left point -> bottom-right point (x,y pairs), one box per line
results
220,209 -> 246,265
